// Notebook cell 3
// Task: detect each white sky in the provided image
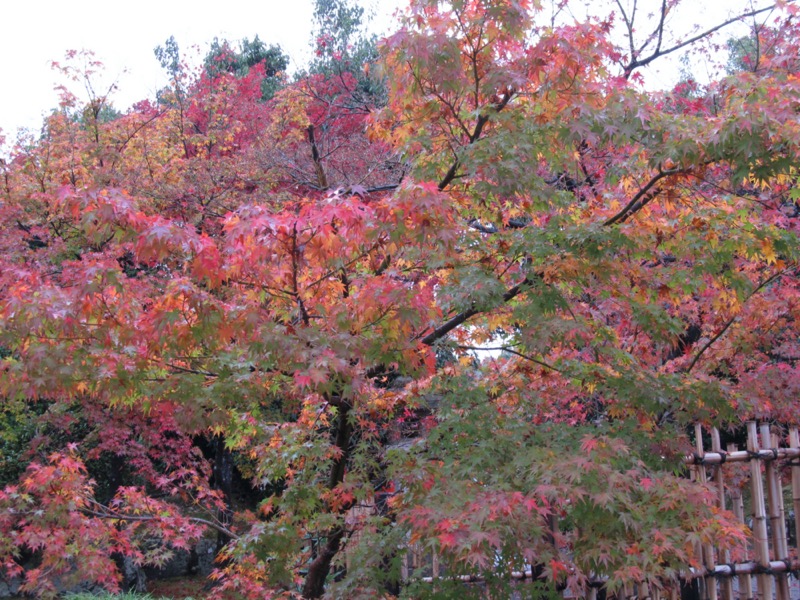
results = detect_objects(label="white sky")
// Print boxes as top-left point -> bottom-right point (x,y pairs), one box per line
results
0,0 -> 765,148
0,0 -> 402,142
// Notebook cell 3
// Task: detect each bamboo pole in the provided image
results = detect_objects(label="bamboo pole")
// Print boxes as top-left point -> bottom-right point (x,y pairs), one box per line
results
728,442 -> 753,600
775,432 -> 788,539
711,429 -> 734,600
509,569 -> 534,579
774,433 -> 787,539
638,582 -> 651,600
760,423 -> 789,600
687,469 -> 708,600
695,424 -> 718,600
789,428 -> 800,553
687,447 -> 800,465
776,439 -> 791,600
415,558 -> 800,586
747,421 -> 772,600
701,558 -> 800,576
579,558 -> 800,585
762,425 -> 789,558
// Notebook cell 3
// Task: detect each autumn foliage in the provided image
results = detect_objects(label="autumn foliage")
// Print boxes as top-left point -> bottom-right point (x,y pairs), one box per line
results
2,0 -> 800,597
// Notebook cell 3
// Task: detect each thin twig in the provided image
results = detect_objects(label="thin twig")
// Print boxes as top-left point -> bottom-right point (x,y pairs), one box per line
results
455,344 -> 561,372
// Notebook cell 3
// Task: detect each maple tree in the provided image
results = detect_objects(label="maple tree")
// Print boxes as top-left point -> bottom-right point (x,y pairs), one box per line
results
2,0 -> 800,597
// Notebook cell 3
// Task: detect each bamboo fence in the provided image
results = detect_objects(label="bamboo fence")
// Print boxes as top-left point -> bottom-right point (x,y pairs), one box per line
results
681,421 -> 800,600
400,421 -> 800,599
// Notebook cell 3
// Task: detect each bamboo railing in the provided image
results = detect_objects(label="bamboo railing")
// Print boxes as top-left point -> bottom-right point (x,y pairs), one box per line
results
400,421 -> 800,599
683,421 -> 800,600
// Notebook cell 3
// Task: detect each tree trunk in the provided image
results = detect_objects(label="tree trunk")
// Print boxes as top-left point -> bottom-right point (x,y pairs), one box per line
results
213,435 -> 234,553
301,402 -> 352,598
302,528 -> 346,598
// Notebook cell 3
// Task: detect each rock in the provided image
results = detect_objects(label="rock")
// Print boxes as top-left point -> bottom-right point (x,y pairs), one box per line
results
121,555 -> 147,592
56,579 -> 104,596
0,565 -> 103,598
193,538 -> 217,576
0,577 -> 21,598
144,546 -> 192,579
143,538 -> 218,580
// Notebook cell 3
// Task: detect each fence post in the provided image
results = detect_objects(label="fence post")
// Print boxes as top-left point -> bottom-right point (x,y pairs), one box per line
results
761,423 -> 790,600
789,428 -> 800,556
747,421 -> 772,600
695,424 -> 718,600
639,582 -> 651,600
727,442 -> 753,600
711,428 -> 734,600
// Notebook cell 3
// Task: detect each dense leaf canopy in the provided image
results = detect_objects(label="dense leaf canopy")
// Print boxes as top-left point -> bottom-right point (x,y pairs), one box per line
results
1,0 -> 800,597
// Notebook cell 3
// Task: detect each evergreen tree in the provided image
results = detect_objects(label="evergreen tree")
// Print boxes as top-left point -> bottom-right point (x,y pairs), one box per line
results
204,36 -> 289,100
308,0 -> 386,104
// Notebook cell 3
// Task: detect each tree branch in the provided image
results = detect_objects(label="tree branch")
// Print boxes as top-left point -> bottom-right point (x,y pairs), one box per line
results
437,90 -> 514,191
603,166 -> 682,226
420,275 -> 536,346
82,507 -> 239,541
158,361 -> 218,378
686,268 -> 790,372
455,344 -> 561,371
307,124 -> 329,190
623,3 -> 778,77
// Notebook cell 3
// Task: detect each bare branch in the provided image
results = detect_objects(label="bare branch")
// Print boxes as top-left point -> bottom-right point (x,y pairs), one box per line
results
455,344 -> 561,371
82,507 -> 239,541
615,0 -> 638,62
623,3 -> 778,78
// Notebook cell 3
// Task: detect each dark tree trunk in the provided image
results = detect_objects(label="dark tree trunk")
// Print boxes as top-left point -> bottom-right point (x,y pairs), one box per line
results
106,452 -> 126,501
301,402 -> 352,599
213,435 -> 234,552
302,528 -> 346,599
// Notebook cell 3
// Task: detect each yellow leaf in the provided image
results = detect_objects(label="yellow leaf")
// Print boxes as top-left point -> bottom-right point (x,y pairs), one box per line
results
761,239 -> 777,265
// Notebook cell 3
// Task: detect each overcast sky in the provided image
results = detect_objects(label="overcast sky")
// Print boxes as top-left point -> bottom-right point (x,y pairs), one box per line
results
0,0 -> 765,148
0,0 -> 401,141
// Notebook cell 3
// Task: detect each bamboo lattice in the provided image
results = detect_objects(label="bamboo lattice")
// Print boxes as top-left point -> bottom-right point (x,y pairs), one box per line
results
682,421 -> 800,600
